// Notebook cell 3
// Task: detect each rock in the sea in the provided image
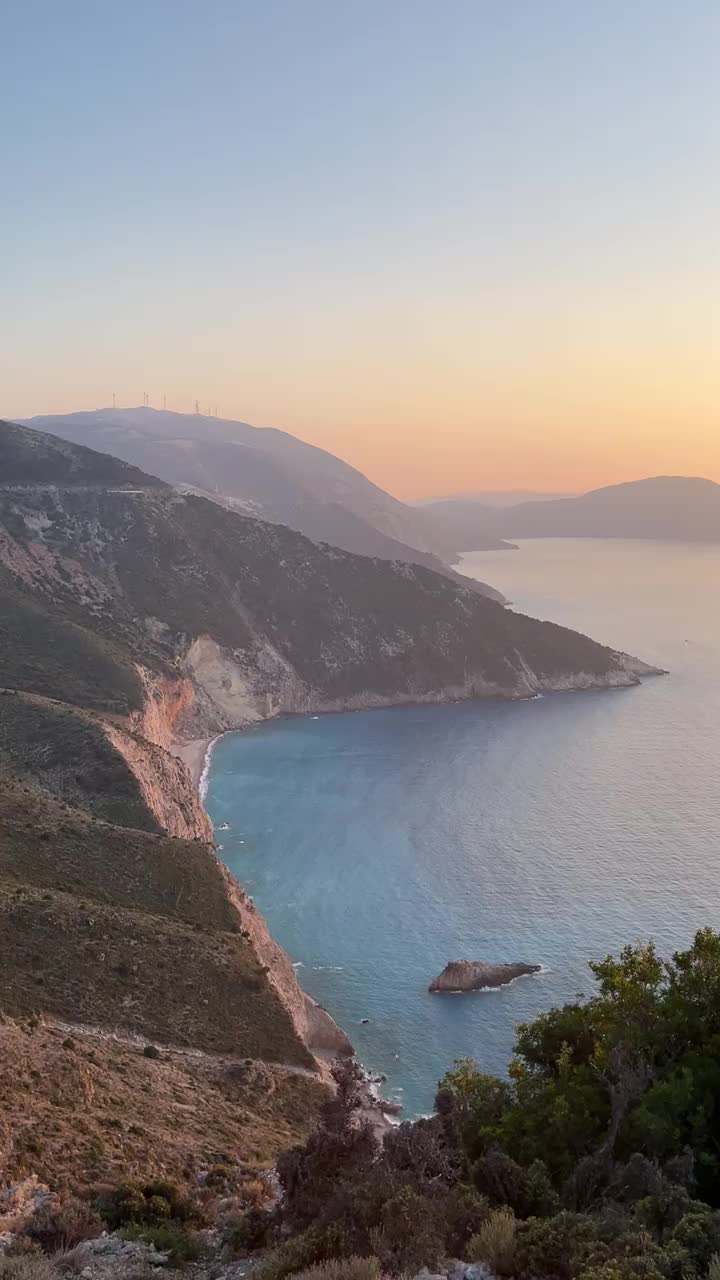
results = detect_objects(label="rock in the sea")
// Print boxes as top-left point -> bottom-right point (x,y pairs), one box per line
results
428,960 -> 541,993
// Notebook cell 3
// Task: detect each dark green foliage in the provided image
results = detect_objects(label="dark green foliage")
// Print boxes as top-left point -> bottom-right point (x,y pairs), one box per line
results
120,1221 -> 204,1262
261,932 -> 720,1277
97,1180 -> 194,1230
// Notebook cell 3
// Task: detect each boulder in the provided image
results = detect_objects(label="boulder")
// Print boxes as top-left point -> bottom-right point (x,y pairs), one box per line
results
428,960 -> 541,993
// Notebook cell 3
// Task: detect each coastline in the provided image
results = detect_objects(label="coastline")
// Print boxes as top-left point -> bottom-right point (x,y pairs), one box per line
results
177,727 -> 401,1130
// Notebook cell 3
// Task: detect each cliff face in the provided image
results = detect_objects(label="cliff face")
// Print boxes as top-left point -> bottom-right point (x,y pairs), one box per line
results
220,868 -> 353,1060
102,720 -> 212,841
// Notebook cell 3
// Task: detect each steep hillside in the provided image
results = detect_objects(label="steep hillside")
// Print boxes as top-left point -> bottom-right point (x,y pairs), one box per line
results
0,422 -> 659,746
22,407 -> 510,574
0,765 -> 323,1066
0,691 -> 210,838
0,1014 -> 325,1192
423,476 -> 720,549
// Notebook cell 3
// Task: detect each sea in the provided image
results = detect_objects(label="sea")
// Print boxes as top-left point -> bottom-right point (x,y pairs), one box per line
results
204,538 -> 720,1118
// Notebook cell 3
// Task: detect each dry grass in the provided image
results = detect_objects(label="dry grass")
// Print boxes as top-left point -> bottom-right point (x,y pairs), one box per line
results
291,1261 -> 381,1280
0,1017 -> 326,1195
468,1207 -> 516,1277
0,1259 -> 58,1280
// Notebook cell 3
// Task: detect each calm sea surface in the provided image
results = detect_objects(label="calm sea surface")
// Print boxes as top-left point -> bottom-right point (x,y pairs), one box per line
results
205,539 -> 720,1116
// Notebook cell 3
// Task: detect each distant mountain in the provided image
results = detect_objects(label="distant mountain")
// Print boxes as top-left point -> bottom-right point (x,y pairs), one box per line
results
416,490 -> 573,507
21,408 -> 510,590
422,477 -> 720,551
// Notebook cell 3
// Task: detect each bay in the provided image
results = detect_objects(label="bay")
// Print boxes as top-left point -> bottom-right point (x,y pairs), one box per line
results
205,539 -> 720,1116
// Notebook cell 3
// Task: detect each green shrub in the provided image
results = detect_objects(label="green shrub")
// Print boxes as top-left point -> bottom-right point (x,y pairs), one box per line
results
670,1208 -> 720,1274
443,1185 -> 490,1256
513,1211 -> 601,1280
372,1186 -> 443,1272
468,1207 -> 516,1277
98,1180 -> 195,1229
120,1220 -> 203,1262
258,1225 -> 347,1280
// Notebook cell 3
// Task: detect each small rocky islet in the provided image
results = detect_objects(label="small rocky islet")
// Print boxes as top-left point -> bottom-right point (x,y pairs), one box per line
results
428,959 -> 542,993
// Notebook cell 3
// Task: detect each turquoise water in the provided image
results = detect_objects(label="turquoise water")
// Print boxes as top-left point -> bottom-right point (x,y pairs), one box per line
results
205,539 -> 720,1117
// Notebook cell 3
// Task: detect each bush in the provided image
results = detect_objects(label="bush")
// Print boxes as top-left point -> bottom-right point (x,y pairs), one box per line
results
223,1206 -> 274,1253
291,1259 -> 380,1280
24,1198 -> 104,1252
513,1211 -> 601,1280
258,1225 -> 347,1280
372,1185 -> 444,1272
238,1178 -> 272,1208
120,1221 -> 203,1262
205,1163 -> 238,1191
468,1207 -> 516,1277
97,1181 -> 195,1229
670,1208 -> 720,1274
443,1185 -> 490,1257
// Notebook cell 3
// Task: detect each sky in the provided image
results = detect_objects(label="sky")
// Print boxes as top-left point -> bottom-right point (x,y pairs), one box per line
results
1,1 -> 718,499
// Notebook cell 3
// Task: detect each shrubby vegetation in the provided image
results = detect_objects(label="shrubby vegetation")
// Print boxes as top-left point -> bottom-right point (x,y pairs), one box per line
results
13,930 -> 720,1277
248,929 -> 720,1279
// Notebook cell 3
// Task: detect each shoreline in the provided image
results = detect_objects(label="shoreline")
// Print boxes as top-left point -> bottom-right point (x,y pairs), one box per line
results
177,727 -> 402,1130
171,657 -> 665,791
174,736 -> 214,790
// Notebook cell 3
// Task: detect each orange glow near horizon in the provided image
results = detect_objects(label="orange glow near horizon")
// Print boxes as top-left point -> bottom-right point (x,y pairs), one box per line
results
8,294 -> 719,501
3,1 -> 719,501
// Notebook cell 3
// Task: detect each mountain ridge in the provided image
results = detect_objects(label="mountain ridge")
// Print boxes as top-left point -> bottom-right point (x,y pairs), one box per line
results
422,475 -> 720,551
21,407 -> 512,581
0,421 -> 661,747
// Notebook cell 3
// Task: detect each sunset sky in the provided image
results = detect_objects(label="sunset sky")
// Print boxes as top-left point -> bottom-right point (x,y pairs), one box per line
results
2,0 -> 718,499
